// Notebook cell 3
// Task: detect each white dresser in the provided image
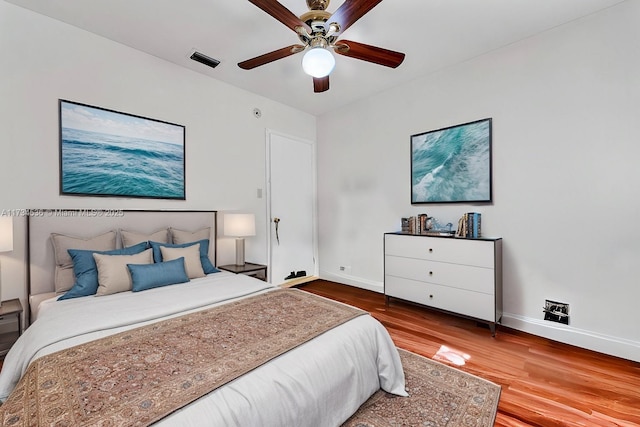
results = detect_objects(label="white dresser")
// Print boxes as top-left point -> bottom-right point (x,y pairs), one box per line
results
384,233 -> 503,335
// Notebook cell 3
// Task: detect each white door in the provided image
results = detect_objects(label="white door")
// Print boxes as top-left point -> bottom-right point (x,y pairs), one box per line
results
267,131 -> 316,285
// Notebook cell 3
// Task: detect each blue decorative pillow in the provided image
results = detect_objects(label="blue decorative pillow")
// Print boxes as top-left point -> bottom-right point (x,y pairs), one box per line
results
128,258 -> 189,292
149,239 -> 219,274
58,242 -> 148,300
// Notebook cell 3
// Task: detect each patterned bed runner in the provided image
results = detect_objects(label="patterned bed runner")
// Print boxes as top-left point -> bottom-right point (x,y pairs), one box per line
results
0,289 -> 366,426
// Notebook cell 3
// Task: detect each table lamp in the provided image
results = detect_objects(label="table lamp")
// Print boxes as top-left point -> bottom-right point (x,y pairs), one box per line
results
0,216 -> 14,307
224,213 -> 255,266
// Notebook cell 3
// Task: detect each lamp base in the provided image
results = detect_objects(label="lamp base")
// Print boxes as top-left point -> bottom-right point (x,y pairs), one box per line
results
235,238 -> 245,266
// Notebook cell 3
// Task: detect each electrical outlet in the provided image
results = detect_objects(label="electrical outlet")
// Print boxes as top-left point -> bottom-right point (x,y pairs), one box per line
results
339,265 -> 351,274
543,300 -> 569,325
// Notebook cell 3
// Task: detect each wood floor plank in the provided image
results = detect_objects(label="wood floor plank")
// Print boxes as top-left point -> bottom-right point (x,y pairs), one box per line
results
299,280 -> 640,427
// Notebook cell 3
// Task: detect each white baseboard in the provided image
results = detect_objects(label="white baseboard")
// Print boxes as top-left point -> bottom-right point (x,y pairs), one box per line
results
501,313 -> 640,363
319,270 -> 384,294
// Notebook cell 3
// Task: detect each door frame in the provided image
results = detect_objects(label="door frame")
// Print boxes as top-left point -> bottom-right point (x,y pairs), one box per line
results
265,129 -> 319,284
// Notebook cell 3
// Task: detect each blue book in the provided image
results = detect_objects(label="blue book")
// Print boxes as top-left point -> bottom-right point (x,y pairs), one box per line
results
472,213 -> 481,238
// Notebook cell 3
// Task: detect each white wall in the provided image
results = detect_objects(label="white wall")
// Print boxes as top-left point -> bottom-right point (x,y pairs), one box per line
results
0,2 -> 316,312
317,1 -> 640,361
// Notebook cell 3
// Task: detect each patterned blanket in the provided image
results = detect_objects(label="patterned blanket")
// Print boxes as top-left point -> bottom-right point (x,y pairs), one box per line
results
0,289 -> 366,426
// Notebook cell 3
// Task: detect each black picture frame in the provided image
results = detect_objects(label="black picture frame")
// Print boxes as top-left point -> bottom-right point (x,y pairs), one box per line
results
59,99 -> 186,200
411,118 -> 492,204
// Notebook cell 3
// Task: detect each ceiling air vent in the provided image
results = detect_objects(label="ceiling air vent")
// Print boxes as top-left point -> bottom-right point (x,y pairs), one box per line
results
190,51 -> 220,69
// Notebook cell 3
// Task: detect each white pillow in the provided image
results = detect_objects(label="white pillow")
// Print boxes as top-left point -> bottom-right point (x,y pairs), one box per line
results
160,244 -> 205,279
120,228 -> 170,247
171,227 -> 211,244
93,249 -> 153,296
50,231 -> 117,293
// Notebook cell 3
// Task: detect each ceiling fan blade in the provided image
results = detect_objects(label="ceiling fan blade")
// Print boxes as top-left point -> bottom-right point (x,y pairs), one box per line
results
313,76 -> 330,93
248,0 -> 311,33
334,40 -> 405,68
326,0 -> 383,34
238,44 -> 305,70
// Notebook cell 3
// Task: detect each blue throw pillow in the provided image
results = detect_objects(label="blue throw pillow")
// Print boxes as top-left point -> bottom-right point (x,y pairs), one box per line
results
128,257 -> 189,292
149,239 -> 219,274
58,242 -> 148,300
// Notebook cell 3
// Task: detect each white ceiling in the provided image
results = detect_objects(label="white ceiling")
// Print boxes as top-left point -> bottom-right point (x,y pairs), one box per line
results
7,0 -> 624,116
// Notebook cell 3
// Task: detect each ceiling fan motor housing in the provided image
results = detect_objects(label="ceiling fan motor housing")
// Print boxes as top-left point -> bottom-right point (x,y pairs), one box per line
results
299,11 -> 332,27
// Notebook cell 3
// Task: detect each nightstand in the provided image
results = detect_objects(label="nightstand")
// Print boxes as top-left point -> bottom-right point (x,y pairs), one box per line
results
0,298 -> 23,357
218,262 -> 268,281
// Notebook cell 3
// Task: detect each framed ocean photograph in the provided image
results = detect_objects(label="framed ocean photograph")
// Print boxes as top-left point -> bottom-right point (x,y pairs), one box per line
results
411,118 -> 492,204
59,100 -> 185,200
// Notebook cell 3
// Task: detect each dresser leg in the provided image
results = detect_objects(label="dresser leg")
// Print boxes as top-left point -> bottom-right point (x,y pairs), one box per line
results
490,322 -> 497,337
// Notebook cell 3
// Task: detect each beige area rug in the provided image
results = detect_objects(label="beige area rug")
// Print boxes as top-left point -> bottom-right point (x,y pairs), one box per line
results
343,349 -> 501,427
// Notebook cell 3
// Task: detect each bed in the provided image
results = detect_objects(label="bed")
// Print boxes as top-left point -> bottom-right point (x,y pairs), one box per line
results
0,210 -> 406,426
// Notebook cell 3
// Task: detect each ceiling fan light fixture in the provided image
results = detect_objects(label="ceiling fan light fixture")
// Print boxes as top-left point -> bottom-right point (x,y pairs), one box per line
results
302,46 -> 335,78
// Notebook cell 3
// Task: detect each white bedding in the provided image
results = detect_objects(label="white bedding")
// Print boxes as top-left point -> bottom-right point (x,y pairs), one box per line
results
0,272 -> 406,426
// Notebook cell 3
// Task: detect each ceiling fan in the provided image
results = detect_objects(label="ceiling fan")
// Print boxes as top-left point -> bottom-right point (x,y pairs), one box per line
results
238,0 -> 405,93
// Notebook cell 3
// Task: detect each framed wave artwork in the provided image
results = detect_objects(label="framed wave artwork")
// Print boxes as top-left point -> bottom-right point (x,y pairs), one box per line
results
411,118 -> 492,204
59,99 -> 186,200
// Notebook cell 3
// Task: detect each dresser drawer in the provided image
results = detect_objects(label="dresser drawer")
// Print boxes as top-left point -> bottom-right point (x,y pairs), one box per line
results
385,276 -> 496,321
384,234 -> 495,268
385,255 -> 495,294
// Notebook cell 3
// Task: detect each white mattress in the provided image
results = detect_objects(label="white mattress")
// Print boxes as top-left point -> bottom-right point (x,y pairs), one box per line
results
0,273 -> 406,426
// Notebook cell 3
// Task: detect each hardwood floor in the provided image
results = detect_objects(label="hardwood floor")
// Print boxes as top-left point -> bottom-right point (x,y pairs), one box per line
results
298,280 -> 640,427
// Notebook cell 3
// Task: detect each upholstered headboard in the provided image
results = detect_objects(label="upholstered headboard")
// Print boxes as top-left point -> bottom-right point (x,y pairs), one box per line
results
27,210 -> 217,322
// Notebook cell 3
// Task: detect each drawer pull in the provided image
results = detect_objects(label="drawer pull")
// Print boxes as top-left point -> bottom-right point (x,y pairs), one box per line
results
428,271 -> 433,276
428,248 -> 433,253
429,294 -> 434,299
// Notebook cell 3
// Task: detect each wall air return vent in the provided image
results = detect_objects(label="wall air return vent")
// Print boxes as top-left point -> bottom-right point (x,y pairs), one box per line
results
190,51 -> 220,69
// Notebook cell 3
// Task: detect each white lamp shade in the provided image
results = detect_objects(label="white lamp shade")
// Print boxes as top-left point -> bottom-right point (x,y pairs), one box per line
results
224,214 -> 256,237
302,47 -> 336,78
0,216 -> 13,252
